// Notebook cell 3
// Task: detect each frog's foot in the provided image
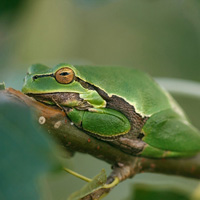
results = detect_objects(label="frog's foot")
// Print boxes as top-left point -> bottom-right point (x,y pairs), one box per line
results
109,136 -> 146,155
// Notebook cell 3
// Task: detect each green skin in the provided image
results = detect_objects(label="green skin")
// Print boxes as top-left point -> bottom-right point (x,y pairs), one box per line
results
22,63 -> 200,158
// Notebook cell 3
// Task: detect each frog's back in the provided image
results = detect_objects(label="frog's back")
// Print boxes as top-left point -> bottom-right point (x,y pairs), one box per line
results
75,65 -> 180,117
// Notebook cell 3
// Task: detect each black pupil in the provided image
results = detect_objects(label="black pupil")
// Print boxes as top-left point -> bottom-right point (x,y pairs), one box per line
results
60,72 -> 69,76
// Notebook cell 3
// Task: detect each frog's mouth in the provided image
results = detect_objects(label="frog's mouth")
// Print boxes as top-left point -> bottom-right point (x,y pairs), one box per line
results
26,92 -> 92,110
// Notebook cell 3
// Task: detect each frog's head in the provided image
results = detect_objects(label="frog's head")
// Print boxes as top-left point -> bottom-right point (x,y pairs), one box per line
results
22,63 -> 106,108
22,63 -> 85,94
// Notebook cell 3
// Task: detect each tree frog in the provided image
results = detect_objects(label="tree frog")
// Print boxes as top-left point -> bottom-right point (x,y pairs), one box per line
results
22,63 -> 200,158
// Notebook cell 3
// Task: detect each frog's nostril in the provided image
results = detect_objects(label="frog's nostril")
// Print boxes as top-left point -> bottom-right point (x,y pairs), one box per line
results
32,75 -> 38,81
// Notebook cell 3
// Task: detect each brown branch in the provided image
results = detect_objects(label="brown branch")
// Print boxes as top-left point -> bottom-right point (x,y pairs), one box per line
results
1,88 -> 200,200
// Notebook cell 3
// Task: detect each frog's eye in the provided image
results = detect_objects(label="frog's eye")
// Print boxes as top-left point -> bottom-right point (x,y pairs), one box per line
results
55,67 -> 74,84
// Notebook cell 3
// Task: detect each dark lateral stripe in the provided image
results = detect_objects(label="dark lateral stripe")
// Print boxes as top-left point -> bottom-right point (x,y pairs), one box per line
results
33,73 -> 54,80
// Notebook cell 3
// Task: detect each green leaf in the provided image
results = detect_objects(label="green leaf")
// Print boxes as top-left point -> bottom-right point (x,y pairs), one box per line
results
130,183 -> 191,200
68,169 -> 107,200
0,101 -> 62,200
0,82 -> 5,90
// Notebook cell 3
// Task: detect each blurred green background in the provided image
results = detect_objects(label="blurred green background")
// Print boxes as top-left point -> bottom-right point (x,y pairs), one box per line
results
0,0 -> 200,199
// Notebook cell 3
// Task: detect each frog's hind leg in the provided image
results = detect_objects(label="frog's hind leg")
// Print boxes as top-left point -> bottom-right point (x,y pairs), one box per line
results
66,107 -> 131,138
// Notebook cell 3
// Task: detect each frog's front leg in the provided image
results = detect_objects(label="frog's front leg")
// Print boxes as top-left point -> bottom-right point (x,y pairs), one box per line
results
65,108 -> 131,138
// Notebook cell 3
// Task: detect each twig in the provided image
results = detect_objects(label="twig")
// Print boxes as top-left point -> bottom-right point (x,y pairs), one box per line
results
1,88 -> 200,199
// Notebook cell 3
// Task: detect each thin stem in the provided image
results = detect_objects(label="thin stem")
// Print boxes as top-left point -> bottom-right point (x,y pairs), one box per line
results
102,177 -> 119,189
63,167 -> 92,182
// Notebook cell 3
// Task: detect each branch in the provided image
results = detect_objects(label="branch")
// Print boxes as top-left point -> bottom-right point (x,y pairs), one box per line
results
1,88 -> 200,199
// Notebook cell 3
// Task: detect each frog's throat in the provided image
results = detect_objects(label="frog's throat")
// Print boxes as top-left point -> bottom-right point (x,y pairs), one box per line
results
27,92 -> 93,110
